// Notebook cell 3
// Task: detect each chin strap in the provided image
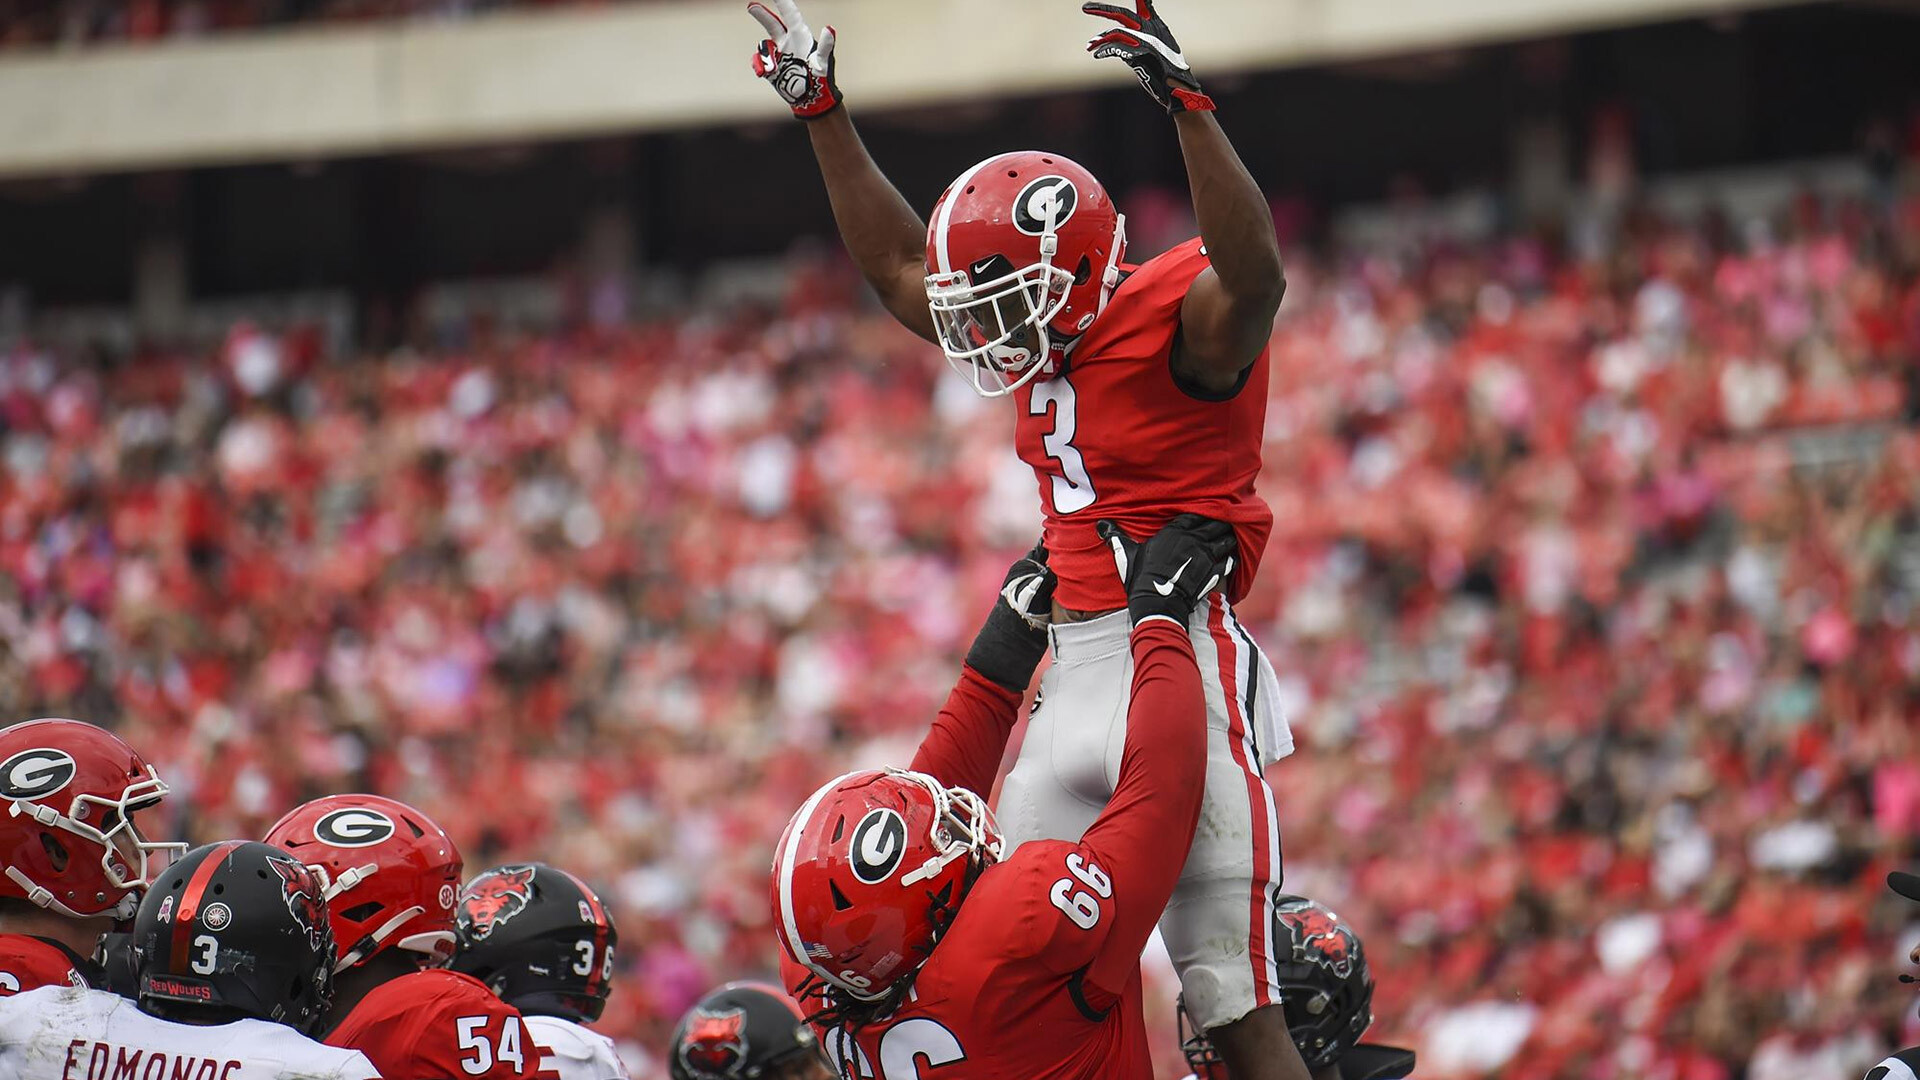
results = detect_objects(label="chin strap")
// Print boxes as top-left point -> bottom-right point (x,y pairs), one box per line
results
1097,213 -> 1128,318
334,903 -> 429,973
6,865 -> 138,921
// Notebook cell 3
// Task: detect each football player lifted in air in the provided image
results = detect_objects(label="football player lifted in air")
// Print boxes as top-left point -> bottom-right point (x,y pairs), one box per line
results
668,982 -> 834,1080
0,840 -> 379,1080
1179,898 -> 1415,1080
265,794 -> 539,1080
747,2 -> 1299,1077
770,516 -> 1232,1080
0,718 -> 183,998
451,862 -> 629,1080
1860,871 -> 1920,1080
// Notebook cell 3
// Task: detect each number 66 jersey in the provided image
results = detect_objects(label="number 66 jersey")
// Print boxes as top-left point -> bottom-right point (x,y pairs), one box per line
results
782,622 -> 1211,1080
791,836 -> 1157,1080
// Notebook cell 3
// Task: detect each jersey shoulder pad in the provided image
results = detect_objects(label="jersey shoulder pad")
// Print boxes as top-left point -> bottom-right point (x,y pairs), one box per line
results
1083,238 -> 1211,356
227,1020 -> 382,1080
973,839 -> 1116,975
334,970 -> 533,1078
0,934 -> 86,997
525,1015 -> 627,1078
1865,1046 -> 1920,1080
1117,237 -> 1210,299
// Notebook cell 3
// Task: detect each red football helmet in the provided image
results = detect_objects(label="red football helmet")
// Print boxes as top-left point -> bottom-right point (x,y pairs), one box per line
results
0,718 -> 182,920
770,768 -> 1002,1002
923,150 -> 1128,396
263,793 -> 463,973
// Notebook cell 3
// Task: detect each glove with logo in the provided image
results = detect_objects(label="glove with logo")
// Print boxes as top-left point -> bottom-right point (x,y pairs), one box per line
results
1099,515 -> 1236,629
1083,0 -> 1215,114
964,540 -> 1056,692
748,0 -> 842,119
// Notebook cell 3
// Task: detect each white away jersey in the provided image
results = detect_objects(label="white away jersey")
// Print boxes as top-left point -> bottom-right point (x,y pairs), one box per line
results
0,984 -> 381,1080
524,1015 -> 629,1080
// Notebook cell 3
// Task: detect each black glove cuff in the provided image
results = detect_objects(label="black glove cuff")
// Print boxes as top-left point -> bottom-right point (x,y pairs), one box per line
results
965,604 -> 1049,692
1127,594 -> 1196,628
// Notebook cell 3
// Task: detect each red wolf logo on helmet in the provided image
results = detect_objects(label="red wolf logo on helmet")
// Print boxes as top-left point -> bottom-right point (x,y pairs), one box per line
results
460,865 -> 537,942
267,853 -> 332,955
678,1006 -> 749,1077
1282,901 -> 1357,979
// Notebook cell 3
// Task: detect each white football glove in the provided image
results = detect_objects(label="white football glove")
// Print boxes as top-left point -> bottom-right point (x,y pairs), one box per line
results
748,0 -> 843,119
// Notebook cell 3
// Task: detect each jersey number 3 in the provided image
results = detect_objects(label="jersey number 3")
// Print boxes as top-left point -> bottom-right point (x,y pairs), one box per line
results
1030,376 -> 1098,514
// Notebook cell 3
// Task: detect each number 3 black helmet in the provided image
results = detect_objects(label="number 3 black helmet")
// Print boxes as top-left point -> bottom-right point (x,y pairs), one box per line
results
449,862 -> 619,1023
130,840 -> 337,1036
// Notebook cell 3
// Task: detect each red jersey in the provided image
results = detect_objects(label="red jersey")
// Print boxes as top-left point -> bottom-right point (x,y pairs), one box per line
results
0,934 -> 88,998
327,969 -> 540,1080
808,623 -> 1208,1080
1014,237 -> 1272,611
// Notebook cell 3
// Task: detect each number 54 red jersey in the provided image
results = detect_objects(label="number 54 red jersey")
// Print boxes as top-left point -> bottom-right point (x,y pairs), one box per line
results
327,968 -> 546,1079
1014,237 -> 1272,612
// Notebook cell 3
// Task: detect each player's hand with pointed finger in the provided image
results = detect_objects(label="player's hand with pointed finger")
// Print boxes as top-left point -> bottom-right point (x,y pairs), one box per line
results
1083,0 -> 1214,114
1099,515 -> 1236,629
747,0 -> 842,119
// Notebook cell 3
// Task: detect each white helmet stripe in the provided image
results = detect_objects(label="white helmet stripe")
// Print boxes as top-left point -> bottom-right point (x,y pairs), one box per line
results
931,156 -> 1002,276
775,769 -> 863,990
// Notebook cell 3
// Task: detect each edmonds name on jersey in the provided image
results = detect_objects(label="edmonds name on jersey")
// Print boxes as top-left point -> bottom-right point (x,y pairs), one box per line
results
0,984 -> 379,1080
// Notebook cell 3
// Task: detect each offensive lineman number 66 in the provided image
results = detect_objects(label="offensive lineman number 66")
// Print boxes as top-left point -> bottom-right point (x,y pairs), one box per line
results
1049,853 -> 1112,930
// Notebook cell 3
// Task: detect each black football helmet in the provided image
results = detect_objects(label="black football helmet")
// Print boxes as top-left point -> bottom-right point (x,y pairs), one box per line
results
1180,895 -> 1377,1075
449,862 -> 618,1023
668,982 -> 827,1080
131,840 -> 336,1036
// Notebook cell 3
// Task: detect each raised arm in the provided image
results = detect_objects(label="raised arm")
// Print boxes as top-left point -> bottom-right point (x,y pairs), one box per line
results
911,542 -> 1055,795
1075,618 -> 1206,1006
1075,515 -> 1236,1007
1084,0 -> 1285,393
748,1 -> 937,342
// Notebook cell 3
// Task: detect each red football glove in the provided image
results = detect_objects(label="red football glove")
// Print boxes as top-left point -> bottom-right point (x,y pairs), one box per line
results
748,0 -> 842,120
1083,0 -> 1215,114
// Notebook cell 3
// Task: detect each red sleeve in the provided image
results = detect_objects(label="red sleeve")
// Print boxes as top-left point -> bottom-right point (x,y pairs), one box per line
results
985,622 -> 1206,1003
0,936 -> 85,997
1075,620 -> 1207,1006
908,665 -> 1023,797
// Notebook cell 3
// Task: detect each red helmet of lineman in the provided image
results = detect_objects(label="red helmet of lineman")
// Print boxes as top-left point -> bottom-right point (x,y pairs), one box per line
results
0,718 -> 182,920
264,793 -> 463,972
923,151 -> 1128,396
771,769 -> 1003,1002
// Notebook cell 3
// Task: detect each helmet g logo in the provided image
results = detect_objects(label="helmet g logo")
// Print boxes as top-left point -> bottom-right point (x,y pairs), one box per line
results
849,808 -> 907,885
1013,176 -> 1079,237
0,749 -> 77,801
312,808 -> 396,848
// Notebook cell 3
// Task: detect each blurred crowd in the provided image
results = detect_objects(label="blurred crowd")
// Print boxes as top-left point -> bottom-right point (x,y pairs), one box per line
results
0,0 -> 636,49
2,184 -> 1919,1077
